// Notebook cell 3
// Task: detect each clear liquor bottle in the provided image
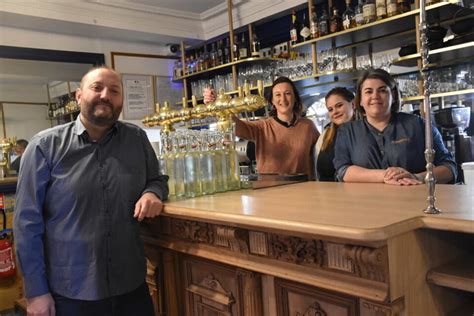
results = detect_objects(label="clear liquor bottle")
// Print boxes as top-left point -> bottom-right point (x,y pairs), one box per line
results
199,133 -> 217,195
251,31 -> 261,57
159,133 -> 175,198
172,133 -> 186,199
232,35 -> 239,61
211,132 -> 229,192
223,130 -> 240,191
342,0 -> 356,30
300,12 -> 311,42
184,132 -> 203,198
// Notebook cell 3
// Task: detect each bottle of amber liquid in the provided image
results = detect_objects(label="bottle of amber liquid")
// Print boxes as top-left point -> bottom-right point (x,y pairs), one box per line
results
363,0 -> 376,23
330,7 -> 342,33
319,7 -> 330,36
386,0 -> 399,17
342,0 -> 356,30
310,5 -> 319,39
376,0 -> 387,19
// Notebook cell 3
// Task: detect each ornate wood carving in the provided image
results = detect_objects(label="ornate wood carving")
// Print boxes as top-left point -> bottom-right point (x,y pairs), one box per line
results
187,273 -> 235,315
171,218 -> 213,243
360,298 -> 404,316
296,301 -> 328,316
237,269 -> 263,316
249,231 -> 268,256
215,226 -> 249,254
326,242 -> 353,273
343,246 -> 388,283
268,234 -> 325,267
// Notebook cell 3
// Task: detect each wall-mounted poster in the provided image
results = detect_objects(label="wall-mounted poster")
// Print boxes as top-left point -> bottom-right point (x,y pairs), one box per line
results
122,74 -> 154,120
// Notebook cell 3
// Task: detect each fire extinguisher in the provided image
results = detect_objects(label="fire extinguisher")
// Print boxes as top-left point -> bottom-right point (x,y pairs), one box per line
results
0,208 -> 17,280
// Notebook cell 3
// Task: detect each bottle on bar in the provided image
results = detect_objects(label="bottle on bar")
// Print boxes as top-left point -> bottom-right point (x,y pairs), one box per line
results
199,133 -> 217,195
290,9 -> 299,46
172,134 -> 186,199
355,0 -> 365,26
239,33 -> 249,59
386,0 -> 399,17
300,12 -> 310,42
319,7 -> 330,36
202,45 -> 209,70
251,31 -> 260,57
184,132 -> 203,198
310,5 -> 319,39
223,130 -> 241,191
211,132 -> 229,192
363,0 -> 376,24
376,0 -> 387,19
232,35 -> 239,61
342,0 -> 356,30
159,133 -> 175,198
329,7 -> 342,33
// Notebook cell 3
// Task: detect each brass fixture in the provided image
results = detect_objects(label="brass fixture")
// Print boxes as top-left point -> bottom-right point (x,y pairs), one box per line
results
142,80 -> 267,132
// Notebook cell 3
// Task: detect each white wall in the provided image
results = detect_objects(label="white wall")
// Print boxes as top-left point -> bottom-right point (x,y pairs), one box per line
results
3,103 -> 51,140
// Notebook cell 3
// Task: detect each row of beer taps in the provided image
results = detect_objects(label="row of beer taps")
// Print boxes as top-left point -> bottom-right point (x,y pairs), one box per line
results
142,80 -> 267,132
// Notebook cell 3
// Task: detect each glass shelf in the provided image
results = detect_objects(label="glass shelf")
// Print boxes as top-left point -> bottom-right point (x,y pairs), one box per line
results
401,88 -> 474,102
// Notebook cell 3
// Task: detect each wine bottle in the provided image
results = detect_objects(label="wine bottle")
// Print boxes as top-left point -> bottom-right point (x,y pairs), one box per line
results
290,9 -> 299,46
239,33 -> 249,59
330,7 -> 342,33
310,5 -> 319,39
319,7 -> 330,36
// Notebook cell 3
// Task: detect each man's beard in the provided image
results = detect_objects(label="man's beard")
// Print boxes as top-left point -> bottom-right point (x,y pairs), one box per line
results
84,101 -> 122,127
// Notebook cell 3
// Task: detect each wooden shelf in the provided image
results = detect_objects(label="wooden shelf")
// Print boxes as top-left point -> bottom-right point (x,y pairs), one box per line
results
48,110 -> 79,120
291,1 -> 463,49
173,57 -> 283,81
426,256 -> 474,292
392,42 -> 474,68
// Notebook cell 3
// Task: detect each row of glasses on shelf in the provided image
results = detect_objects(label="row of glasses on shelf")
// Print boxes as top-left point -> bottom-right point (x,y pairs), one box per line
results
395,63 -> 474,98
158,129 -> 241,200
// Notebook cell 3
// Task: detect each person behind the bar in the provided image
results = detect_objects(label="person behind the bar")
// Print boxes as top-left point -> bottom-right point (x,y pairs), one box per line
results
11,138 -> 28,173
333,68 -> 456,185
204,76 -> 320,179
314,87 -> 355,181
14,66 -> 169,316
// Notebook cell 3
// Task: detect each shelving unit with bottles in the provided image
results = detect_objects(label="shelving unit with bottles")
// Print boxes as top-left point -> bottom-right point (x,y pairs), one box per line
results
172,0 -> 472,115
47,81 -> 80,124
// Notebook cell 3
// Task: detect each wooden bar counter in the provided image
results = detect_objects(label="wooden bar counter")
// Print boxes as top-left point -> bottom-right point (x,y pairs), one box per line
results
141,182 -> 473,316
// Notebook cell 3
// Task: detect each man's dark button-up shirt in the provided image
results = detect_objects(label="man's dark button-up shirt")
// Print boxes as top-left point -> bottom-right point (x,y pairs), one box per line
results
14,116 -> 168,300
334,112 -> 457,181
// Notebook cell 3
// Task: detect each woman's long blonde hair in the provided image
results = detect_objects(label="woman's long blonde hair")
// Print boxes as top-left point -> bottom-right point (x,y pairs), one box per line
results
321,87 -> 355,151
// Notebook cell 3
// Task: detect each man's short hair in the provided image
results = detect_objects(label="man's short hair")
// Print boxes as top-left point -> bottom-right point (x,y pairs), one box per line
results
16,139 -> 29,149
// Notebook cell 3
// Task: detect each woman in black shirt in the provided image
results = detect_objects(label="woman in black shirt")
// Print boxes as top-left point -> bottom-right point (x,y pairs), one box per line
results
314,87 -> 355,181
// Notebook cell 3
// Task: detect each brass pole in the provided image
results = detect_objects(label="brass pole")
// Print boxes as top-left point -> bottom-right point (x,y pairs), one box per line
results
0,103 -> 6,138
227,0 -> 238,90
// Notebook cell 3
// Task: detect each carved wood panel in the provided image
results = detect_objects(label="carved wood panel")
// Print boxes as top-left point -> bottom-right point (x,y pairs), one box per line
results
151,217 -> 389,284
275,278 -> 359,316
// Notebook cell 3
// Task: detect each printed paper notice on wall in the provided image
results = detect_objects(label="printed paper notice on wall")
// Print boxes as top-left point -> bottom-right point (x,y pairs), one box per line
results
122,74 -> 154,120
